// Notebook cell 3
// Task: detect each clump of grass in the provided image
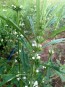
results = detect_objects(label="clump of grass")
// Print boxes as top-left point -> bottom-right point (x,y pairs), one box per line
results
0,0 -> 65,87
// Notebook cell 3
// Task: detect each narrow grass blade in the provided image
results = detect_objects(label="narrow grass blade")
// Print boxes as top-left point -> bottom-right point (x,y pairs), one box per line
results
43,38 -> 65,48
50,26 -> 65,38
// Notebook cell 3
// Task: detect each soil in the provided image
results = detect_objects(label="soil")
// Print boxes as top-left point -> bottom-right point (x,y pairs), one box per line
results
40,32 -> 65,87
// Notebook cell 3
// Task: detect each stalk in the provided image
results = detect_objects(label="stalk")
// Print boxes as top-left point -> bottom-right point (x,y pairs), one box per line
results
16,1 -> 21,86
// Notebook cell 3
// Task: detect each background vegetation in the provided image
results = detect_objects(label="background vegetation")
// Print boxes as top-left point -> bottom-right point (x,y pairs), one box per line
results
0,0 -> 65,87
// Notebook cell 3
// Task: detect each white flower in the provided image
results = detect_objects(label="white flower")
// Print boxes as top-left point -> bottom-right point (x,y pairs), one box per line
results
1,39 -> 3,42
37,55 -> 40,59
23,76 -> 26,80
36,69 -> 39,73
17,77 -> 20,81
19,22 -> 24,27
42,66 -> 46,69
15,59 -> 17,63
32,41 -> 37,47
33,81 -> 38,87
20,5 -> 23,9
42,78 -> 44,83
12,5 -> 16,8
20,34 -> 24,37
29,81 -> 30,84
36,54 -> 40,59
49,49 -> 54,54
32,57 -> 35,60
14,31 -> 17,35
19,50 -> 21,52
52,50 -> 54,54
13,5 -> 16,8
25,86 -> 28,87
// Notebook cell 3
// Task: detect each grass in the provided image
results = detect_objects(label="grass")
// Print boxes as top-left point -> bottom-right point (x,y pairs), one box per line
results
0,0 -> 65,87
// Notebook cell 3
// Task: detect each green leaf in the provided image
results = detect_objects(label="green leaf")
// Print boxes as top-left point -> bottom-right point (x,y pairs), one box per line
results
56,71 -> 65,82
20,46 -> 30,72
28,16 -> 35,35
0,74 -> 22,86
43,38 -> 65,48
36,0 -> 40,33
50,26 -> 65,38
0,74 -> 15,86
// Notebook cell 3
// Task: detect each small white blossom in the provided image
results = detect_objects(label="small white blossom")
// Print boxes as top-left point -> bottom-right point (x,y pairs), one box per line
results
52,50 -> 54,54
20,34 -> 24,37
19,50 -> 21,52
37,55 -> 40,59
49,50 -> 51,53
32,57 -> 35,60
23,76 -> 26,80
14,31 -> 17,35
32,41 -> 37,47
12,5 -> 16,8
20,5 -> 23,9
19,23 -> 25,27
16,52 -> 18,54
29,81 -> 30,84
36,69 -> 39,73
49,49 -> 54,54
13,5 -> 16,8
17,77 -> 20,81
25,86 -> 28,87
1,39 -> 3,42
15,59 -> 17,63
36,54 -> 40,59
42,80 -> 44,83
42,66 -> 46,69
33,81 -> 38,87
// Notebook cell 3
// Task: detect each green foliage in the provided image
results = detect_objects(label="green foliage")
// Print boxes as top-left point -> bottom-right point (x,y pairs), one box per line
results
0,0 -> 65,87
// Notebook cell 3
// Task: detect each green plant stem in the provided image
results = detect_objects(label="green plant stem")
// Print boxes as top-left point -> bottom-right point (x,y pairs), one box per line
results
16,8 -> 21,86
